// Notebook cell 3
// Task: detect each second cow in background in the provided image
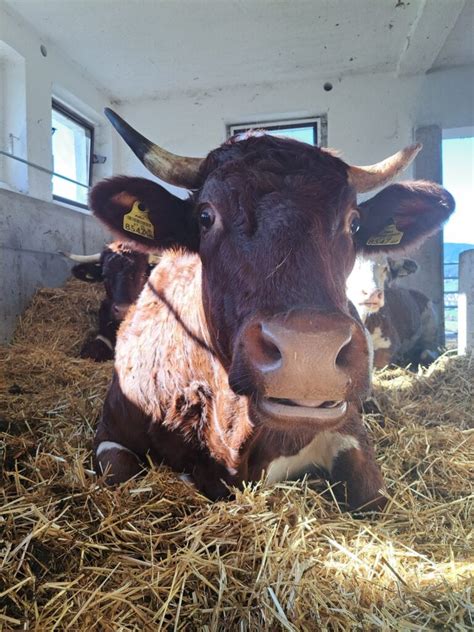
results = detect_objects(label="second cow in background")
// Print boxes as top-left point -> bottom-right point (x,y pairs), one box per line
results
347,255 -> 439,368
62,243 -> 156,361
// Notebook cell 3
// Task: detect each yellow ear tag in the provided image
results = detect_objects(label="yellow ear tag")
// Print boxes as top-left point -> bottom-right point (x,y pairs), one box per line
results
123,201 -> 155,240
366,223 -> 403,246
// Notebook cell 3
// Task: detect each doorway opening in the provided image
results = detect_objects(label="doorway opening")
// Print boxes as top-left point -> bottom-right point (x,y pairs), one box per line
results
441,128 -> 474,349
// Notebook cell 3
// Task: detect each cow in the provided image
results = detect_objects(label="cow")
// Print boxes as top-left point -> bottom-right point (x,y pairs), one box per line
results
88,108 -> 454,511
61,243 -> 155,361
347,255 -> 439,368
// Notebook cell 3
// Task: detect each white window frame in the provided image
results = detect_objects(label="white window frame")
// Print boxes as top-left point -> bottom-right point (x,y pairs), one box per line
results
52,99 -> 94,209
228,115 -> 327,146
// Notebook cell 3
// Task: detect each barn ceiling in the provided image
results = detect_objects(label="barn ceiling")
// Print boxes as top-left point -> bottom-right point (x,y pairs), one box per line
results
4,0 -> 473,102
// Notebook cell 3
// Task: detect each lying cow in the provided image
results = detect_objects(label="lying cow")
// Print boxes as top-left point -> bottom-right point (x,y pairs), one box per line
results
61,243 -> 154,361
89,108 -> 454,511
347,255 -> 439,367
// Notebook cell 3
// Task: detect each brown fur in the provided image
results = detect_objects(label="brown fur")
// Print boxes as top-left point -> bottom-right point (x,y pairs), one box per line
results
90,134 -> 454,510
71,242 -> 152,361
366,286 -> 438,368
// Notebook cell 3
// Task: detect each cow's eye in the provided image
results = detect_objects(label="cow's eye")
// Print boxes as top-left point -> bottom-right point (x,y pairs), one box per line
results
199,209 -> 215,230
349,212 -> 361,235
351,218 -> 360,234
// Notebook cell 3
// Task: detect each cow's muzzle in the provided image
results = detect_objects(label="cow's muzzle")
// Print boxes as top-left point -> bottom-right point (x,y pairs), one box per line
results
229,310 -> 370,424
111,303 -> 131,321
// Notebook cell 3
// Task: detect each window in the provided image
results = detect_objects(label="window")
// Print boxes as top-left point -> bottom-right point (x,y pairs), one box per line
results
51,100 -> 93,207
228,116 -> 326,147
442,130 -> 474,348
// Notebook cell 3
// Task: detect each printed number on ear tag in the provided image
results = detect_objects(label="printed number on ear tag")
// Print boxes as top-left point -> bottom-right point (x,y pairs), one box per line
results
366,223 -> 403,246
123,201 -> 155,239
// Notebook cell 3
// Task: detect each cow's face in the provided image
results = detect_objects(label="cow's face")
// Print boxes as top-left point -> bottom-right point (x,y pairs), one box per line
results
196,137 -> 368,425
347,255 -> 418,319
100,245 -> 150,321
70,243 -> 151,322
90,111 -> 454,429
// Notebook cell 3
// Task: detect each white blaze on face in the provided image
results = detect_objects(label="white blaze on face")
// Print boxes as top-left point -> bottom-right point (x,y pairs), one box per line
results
347,255 -> 389,320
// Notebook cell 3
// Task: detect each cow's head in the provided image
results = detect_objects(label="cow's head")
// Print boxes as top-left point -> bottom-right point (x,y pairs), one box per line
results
347,255 -> 418,318
63,243 -> 152,321
90,109 -> 454,429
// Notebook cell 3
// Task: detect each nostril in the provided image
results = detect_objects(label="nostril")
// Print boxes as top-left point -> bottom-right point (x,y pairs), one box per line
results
335,333 -> 354,370
246,322 -> 282,371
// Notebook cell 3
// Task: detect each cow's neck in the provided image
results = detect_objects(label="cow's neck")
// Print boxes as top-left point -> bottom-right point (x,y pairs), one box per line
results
116,249 -> 253,474
116,249 -> 322,480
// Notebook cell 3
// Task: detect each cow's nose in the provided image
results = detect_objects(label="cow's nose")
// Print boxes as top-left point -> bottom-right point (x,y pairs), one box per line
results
112,303 -> 130,320
241,311 -> 368,403
365,289 -> 383,304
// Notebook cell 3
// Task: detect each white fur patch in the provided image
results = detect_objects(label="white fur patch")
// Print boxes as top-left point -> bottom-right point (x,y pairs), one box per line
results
96,441 -> 136,458
266,432 -> 360,484
371,326 -> 391,350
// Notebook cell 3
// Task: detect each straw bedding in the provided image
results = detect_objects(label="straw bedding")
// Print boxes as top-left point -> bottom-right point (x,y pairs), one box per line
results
1,280 -> 472,630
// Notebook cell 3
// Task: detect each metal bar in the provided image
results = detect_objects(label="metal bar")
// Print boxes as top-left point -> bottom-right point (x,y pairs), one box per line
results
0,150 -> 89,189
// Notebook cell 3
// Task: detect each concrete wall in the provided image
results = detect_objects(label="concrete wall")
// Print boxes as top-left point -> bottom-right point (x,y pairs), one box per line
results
458,249 -> 474,354
0,3 -> 116,343
0,188 -> 110,343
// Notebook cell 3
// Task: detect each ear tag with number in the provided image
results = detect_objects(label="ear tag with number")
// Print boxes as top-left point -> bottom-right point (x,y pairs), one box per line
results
366,222 -> 403,246
123,201 -> 155,240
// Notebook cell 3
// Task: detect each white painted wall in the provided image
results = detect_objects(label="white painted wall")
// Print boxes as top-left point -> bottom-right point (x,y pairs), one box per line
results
0,1 -> 118,202
114,64 -> 473,343
116,65 -> 474,186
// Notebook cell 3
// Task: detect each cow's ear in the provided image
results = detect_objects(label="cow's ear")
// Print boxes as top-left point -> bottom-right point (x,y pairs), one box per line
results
89,176 -> 199,253
71,262 -> 103,283
388,257 -> 418,279
356,182 -> 454,254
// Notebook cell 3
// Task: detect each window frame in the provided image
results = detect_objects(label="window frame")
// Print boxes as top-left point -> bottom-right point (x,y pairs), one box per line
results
51,99 -> 95,209
228,115 -> 327,147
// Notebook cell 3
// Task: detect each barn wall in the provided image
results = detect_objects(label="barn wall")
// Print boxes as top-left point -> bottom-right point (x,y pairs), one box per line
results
0,4 -> 116,343
115,64 -> 474,318
0,189 -> 110,343
116,65 -> 474,177
0,3 -> 118,201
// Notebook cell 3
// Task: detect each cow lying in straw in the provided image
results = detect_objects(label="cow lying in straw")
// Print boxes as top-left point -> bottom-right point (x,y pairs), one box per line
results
61,243 -> 156,361
89,109 -> 454,510
347,255 -> 439,368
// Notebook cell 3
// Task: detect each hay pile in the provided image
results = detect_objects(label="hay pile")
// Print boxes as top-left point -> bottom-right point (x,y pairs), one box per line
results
12,278 -> 105,357
1,282 -> 472,630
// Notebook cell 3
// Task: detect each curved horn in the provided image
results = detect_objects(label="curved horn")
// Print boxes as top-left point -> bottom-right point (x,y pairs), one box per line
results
104,108 -> 203,189
58,251 -> 101,263
147,253 -> 161,265
348,143 -> 422,193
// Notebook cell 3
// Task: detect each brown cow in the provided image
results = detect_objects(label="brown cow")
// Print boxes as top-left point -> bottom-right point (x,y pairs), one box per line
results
61,243 -> 155,361
89,108 -> 454,510
347,255 -> 439,367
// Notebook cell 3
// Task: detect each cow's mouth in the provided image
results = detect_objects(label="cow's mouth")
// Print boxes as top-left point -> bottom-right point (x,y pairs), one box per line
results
260,397 -> 348,421
359,301 -> 381,308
